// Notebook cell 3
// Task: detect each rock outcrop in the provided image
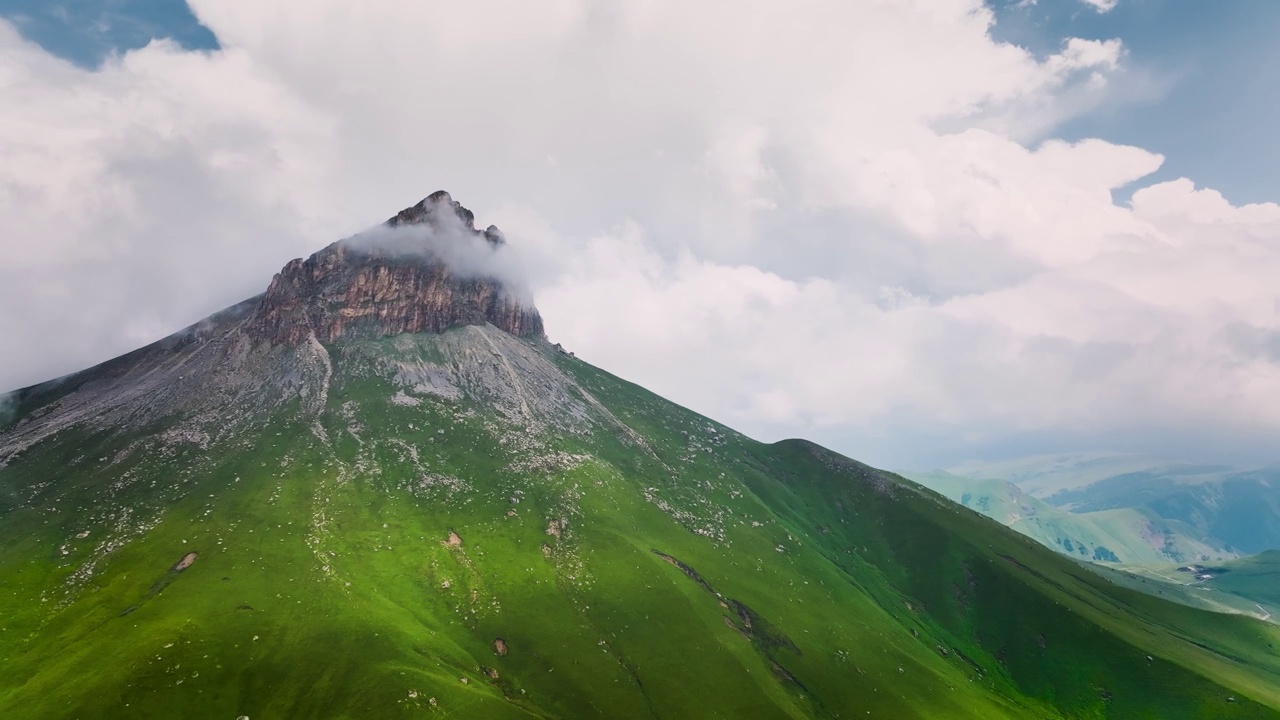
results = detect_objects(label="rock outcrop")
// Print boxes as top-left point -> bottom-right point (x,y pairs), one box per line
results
249,191 -> 543,346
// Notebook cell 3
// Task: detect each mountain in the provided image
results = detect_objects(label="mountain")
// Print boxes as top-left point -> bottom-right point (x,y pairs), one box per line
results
945,454 -> 1189,498
1041,467 -> 1280,555
250,190 -> 543,346
933,456 -> 1280,556
2,194 -> 1280,719
905,471 -> 1236,565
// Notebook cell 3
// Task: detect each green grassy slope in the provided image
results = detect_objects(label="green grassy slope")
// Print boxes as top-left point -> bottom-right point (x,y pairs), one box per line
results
1213,552 -> 1280,608
1087,552 -> 1280,622
1,329 -> 1278,719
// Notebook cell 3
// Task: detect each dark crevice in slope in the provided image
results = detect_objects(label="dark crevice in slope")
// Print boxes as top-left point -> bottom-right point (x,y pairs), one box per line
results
119,551 -> 200,616
617,660 -> 659,720
650,550 -> 799,656
649,548 -> 826,717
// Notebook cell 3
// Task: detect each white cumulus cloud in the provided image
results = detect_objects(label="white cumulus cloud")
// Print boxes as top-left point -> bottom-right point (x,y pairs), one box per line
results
1080,0 -> 1119,13
1,0 -> 1276,469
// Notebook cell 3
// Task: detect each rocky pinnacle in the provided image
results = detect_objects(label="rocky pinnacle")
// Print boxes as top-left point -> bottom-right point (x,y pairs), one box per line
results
248,192 -> 544,346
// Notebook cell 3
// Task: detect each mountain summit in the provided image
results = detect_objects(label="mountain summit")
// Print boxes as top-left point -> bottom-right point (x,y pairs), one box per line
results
250,191 -> 543,346
2,195 -> 1278,719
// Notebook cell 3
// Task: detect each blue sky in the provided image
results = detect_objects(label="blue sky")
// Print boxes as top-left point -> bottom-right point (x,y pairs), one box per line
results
989,0 -> 1280,206
0,0 -> 216,67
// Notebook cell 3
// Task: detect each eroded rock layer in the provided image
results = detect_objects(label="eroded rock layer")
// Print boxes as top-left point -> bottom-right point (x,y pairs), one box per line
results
250,191 -> 543,345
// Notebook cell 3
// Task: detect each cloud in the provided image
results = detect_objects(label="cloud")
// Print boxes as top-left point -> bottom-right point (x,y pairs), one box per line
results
1,1 -> 1276,469
343,198 -> 536,305
1080,0 -> 1119,13
0,392 -> 15,429
531,174 -> 1280,467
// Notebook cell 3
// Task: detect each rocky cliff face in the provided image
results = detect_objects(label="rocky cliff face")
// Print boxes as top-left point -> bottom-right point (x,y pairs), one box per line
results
249,191 -> 544,346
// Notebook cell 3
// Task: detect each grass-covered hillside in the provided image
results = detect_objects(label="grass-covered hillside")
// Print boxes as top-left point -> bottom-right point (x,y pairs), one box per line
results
2,325 -> 1279,719
1088,551 -> 1280,622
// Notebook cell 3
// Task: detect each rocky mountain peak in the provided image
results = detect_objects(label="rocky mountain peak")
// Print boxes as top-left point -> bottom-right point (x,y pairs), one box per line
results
248,192 -> 543,346
385,190 -> 502,246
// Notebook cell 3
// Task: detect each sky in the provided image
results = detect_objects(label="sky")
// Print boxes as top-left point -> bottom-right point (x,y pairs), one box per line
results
2,0 -> 1279,471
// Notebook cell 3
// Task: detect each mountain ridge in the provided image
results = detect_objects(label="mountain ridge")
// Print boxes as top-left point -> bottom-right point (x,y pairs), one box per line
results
904,469 -> 1238,565
910,455 -> 1280,559
2,194 -> 1278,719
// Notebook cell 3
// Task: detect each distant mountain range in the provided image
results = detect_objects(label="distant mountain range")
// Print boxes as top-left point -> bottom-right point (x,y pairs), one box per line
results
904,454 -> 1280,564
